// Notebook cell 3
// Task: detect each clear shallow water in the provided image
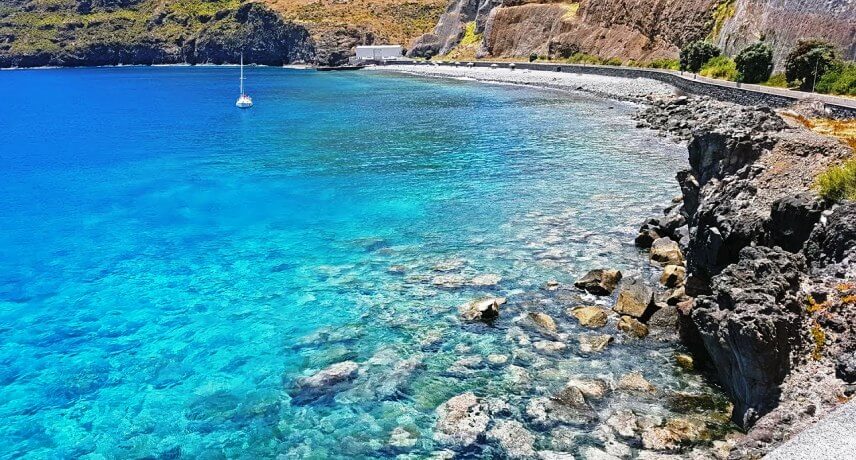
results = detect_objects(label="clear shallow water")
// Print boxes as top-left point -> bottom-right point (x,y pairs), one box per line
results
0,67 -> 727,458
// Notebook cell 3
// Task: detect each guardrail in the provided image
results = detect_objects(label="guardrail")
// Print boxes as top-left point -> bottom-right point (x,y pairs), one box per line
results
386,60 -> 856,118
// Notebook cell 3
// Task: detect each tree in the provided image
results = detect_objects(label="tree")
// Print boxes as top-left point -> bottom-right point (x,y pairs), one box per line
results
734,42 -> 773,83
785,39 -> 838,91
680,41 -> 720,73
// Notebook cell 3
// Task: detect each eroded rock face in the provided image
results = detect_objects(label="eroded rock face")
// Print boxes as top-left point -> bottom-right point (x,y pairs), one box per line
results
804,202 -> 856,271
692,246 -> 806,428
408,0 -> 496,57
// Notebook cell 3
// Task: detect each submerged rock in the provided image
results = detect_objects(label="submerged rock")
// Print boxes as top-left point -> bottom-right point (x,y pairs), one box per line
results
579,446 -> 621,460
613,279 -> 655,319
569,306 -> 609,328
579,334 -> 614,353
617,372 -> 655,393
433,274 -> 467,288
574,269 -> 623,295
459,297 -> 506,322
565,377 -> 611,400
529,312 -> 559,333
534,340 -> 568,354
606,409 -> 640,438
526,394 -> 596,428
433,392 -> 490,447
641,418 -> 708,451
487,420 -> 536,458
389,426 -> 418,448
289,360 -> 360,404
471,273 -> 502,286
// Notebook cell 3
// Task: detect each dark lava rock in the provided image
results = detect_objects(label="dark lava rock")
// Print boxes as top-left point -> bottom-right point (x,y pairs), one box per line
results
768,193 -> 827,253
804,202 -> 856,271
692,246 -> 806,429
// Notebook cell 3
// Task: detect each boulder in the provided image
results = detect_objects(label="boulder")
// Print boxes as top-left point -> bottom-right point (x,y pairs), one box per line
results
574,269 -> 623,295
433,392 -> 490,447
613,279 -> 655,319
579,446 -> 621,460
659,265 -> 686,288
650,237 -> 684,265
459,297 -> 506,322
487,420 -> 536,459
534,340 -> 567,354
565,377 -> 610,400
606,409 -> 640,438
641,418 -> 708,451
617,315 -> 649,338
617,372 -> 655,393
529,312 -> 558,332
675,353 -> 694,370
665,286 -> 688,306
289,360 -> 360,404
579,334 -> 614,353
568,306 -> 609,328
526,390 -> 596,428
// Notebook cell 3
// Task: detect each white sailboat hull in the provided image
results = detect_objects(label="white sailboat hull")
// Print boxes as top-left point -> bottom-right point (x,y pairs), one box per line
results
236,95 -> 253,108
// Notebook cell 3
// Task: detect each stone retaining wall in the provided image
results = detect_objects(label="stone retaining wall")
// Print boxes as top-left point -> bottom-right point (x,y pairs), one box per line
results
392,60 -> 856,118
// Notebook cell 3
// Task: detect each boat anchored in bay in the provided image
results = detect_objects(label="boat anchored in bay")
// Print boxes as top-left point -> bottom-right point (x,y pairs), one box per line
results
235,54 -> 253,109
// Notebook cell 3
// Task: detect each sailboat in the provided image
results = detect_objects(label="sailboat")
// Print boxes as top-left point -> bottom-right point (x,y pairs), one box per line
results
235,53 -> 253,108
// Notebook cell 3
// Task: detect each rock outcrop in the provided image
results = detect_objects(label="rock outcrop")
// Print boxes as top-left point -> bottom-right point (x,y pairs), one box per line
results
636,95 -> 855,455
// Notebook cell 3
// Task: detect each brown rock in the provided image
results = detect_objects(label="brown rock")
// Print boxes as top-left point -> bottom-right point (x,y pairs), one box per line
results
675,353 -> 694,370
650,237 -> 684,265
566,377 -> 611,400
614,279 -> 654,318
617,315 -> 649,338
579,334 -> 614,353
568,306 -> 609,328
665,286 -> 688,306
641,418 -> 708,451
617,371 -> 655,392
459,297 -> 506,322
660,264 -> 686,287
574,269 -> 622,295
529,312 -> 558,332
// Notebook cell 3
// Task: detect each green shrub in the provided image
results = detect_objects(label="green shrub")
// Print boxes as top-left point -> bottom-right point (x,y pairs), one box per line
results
566,53 -> 604,65
647,58 -> 680,70
816,158 -> 856,201
529,52 -> 538,62
762,72 -> 789,88
785,39 -> 839,91
734,42 -> 773,83
604,57 -> 622,66
699,55 -> 738,81
680,41 -> 720,72
815,61 -> 856,96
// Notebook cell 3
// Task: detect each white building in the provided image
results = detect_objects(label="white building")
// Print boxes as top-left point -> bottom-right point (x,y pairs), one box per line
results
355,45 -> 404,61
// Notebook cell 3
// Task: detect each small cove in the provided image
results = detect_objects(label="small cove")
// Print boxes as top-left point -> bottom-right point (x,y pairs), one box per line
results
0,67 -> 734,458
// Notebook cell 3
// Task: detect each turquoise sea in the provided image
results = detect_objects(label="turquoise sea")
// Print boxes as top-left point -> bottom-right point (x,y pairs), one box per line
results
0,67 -> 728,458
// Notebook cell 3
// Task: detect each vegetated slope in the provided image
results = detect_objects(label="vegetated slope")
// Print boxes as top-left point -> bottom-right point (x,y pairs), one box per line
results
715,0 -> 856,69
0,0 -> 445,68
412,0 -> 856,67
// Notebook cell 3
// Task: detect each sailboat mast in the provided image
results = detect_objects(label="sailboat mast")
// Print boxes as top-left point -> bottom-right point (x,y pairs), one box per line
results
240,53 -> 244,95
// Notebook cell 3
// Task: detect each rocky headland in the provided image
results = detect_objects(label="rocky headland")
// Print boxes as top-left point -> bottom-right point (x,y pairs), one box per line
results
634,95 -> 856,457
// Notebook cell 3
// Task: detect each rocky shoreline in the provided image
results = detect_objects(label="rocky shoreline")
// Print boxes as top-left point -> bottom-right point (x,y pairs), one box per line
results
633,95 -> 855,458
366,66 -> 856,457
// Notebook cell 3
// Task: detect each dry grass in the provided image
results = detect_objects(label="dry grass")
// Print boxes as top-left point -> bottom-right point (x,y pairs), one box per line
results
264,0 -> 446,46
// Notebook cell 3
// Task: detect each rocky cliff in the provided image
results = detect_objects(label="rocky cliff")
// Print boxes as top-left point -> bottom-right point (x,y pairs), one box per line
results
635,96 -> 855,456
415,0 -> 856,66
0,0 -> 444,68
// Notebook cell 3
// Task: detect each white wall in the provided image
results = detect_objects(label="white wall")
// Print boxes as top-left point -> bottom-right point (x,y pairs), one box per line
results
355,46 -> 403,60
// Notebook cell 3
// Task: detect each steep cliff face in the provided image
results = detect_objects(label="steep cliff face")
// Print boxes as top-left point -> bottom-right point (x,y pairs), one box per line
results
422,0 -> 855,66
716,0 -> 856,69
478,0 -> 718,62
